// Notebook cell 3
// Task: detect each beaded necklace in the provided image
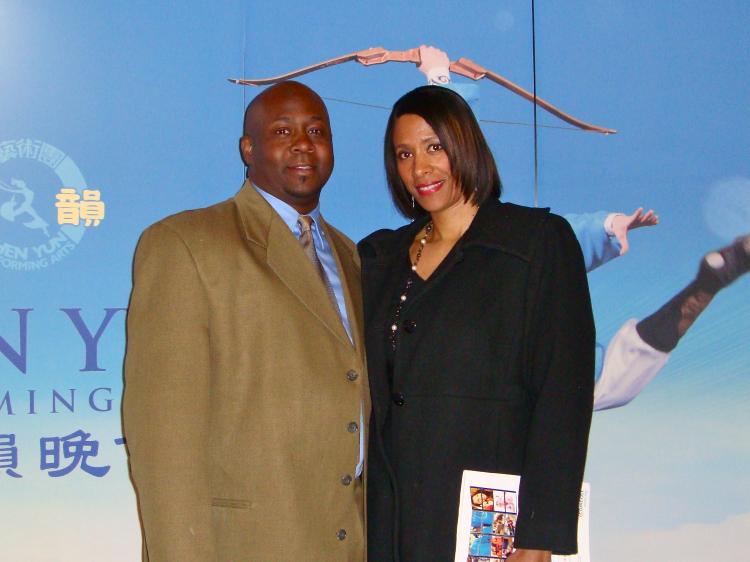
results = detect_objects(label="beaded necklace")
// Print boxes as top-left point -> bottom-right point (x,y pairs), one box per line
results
389,221 -> 433,351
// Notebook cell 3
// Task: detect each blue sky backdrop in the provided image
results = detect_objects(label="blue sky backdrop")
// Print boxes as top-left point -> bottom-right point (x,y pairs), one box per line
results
1,1 -> 748,559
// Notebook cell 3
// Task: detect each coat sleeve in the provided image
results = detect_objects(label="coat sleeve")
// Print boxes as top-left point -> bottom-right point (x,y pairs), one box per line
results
513,214 -> 595,555
122,222 -> 215,561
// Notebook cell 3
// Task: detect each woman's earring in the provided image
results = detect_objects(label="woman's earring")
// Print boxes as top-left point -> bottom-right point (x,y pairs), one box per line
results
411,196 -> 415,209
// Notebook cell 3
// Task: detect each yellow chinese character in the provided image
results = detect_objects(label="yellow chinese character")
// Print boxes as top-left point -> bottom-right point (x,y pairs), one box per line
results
80,189 -> 105,227
55,188 -> 81,226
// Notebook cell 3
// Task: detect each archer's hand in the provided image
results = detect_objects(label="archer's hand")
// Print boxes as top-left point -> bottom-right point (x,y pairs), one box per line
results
612,207 -> 659,255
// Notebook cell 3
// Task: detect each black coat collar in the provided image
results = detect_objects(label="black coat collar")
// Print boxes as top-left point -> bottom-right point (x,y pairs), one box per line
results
358,199 -> 550,264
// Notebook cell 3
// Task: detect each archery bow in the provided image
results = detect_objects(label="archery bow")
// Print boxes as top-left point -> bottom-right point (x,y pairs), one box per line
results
229,46 -> 615,135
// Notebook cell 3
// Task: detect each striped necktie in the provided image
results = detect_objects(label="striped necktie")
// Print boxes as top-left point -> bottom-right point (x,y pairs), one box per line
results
297,215 -> 343,321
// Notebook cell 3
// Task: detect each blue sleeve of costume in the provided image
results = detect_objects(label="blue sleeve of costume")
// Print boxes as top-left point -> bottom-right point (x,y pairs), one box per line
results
563,211 -> 622,273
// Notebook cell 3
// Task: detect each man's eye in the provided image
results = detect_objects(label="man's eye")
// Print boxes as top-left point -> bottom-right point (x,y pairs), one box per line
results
275,128 -> 290,135
308,127 -> 322,135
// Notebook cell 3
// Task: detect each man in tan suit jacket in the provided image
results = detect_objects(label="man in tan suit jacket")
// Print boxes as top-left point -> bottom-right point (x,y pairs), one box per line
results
123,81 -> 367,561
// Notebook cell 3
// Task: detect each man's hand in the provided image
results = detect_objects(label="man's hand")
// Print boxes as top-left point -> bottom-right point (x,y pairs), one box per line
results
611,207 -> 659,255
507,548 -> 552,562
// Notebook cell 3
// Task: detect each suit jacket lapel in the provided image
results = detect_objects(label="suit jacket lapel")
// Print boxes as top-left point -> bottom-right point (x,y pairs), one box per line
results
234,182 -> 351,347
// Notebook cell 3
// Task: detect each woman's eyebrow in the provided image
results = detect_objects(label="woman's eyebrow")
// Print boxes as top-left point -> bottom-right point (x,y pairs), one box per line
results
394,136 -> 440,148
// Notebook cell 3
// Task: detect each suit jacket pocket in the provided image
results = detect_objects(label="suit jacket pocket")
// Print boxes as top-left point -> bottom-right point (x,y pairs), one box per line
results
211,497 -> 251,509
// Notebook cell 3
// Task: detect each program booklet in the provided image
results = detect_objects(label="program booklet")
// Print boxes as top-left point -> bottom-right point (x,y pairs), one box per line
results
454,470 -> 590,562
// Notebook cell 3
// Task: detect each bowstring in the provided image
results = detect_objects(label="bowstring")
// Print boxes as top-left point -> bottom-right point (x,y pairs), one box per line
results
531,0 -> 539,207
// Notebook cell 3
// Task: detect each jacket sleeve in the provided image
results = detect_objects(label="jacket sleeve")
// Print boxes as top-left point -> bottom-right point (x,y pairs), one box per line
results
513,213 -> 595,555
122,222 -> 215,561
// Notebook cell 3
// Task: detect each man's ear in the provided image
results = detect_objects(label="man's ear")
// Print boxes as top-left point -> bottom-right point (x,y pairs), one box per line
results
239,135 -> 253,167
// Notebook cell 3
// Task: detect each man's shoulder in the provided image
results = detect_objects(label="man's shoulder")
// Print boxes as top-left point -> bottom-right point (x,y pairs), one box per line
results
151,197 -> 236,233
323,220 -> 356,251
133,197 -> 244,261
138,197 -> 241,245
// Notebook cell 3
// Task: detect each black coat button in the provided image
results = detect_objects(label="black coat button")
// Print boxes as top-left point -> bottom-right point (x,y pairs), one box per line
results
341,474 -> 353,486
403,319 -> 417,333
336,528 -> 347,541
392,392 -> 405,406
347,421 -> 359,433
346,370 -> 359,381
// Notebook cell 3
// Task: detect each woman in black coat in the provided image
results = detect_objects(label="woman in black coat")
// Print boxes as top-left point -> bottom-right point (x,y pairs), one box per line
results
359,86 -> 595,562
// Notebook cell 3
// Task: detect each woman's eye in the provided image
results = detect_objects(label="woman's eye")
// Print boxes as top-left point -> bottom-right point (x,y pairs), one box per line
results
427,143 -> 443,152
397,151 -> 411,160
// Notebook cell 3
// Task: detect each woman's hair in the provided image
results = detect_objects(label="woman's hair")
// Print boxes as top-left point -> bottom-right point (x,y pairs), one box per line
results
384,85 -> 502,219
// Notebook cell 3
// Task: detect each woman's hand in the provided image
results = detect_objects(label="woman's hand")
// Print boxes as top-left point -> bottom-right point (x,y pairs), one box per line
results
507,548 -> 552,562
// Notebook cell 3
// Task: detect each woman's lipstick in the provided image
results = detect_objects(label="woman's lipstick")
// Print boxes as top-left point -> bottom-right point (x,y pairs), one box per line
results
415,179 -> 445,196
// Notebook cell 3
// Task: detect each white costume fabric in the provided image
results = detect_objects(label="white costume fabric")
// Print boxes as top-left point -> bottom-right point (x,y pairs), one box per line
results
592,319 -> 670,410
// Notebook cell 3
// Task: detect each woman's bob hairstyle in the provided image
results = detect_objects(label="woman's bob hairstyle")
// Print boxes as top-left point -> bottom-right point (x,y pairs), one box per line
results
384,85 -> 502,219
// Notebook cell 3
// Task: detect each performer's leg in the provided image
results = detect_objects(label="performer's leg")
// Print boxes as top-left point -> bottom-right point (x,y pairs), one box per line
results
636,234 -> 750,352
594,319 -> 670,410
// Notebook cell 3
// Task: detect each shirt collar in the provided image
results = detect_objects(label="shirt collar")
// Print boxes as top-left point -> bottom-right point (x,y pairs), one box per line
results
253,184 -> 323,234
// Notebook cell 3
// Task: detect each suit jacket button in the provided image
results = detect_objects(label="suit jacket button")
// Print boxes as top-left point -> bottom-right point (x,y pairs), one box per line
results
341,474 -> 353,486
346,370 -> 359,382
403,319 -> 417,333
392,392 -> 405,406
336,528 -> 347,541
347,421 -> 359,433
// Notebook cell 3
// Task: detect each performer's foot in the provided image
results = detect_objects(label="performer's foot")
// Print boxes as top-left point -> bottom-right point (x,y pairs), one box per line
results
696,233 -> 750,292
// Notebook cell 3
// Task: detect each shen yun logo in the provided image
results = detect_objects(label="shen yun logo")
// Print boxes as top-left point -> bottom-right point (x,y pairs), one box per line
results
0,139 -> 105,271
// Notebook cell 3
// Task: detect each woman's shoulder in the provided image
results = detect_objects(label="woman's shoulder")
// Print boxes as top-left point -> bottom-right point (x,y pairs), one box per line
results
495,203 -> 582,268
466,200 -> 576,264
494,201 -> 573,240
357,220 -> 424,259
495,200 -> 551,225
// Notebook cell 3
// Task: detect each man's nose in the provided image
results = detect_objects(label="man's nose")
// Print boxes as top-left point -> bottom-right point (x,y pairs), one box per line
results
290,131 -> 314,152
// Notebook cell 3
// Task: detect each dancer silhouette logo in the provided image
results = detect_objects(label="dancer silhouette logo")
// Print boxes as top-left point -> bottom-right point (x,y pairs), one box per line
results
0,139 -> 91,271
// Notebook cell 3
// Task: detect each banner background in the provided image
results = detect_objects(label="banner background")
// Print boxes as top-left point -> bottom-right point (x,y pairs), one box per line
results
2,1 -> 748,560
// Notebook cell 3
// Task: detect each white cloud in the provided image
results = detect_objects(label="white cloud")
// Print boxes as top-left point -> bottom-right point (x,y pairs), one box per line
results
704,176 -> 750,241
594,512 -> 750,562
2,495 -> 141,561
493,9 -> 515,32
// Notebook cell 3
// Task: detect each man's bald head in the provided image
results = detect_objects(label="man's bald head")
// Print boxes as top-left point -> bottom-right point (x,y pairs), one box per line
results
239,81 -> 334,214
243,81 -> 329,138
